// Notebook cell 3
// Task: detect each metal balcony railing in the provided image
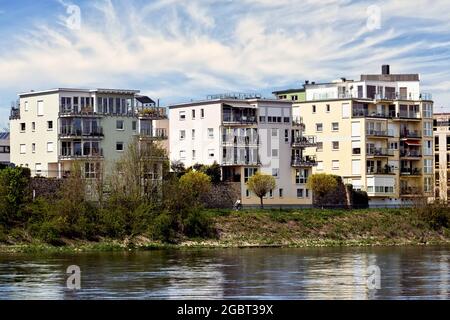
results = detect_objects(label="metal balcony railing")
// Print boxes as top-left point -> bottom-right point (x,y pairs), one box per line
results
400,186 -> 422,195
222,135 -> 259,145
59,126 -> 104,137
60,148 -> 104,159
352,110 -> 389,118
367,167 -> 395,174
9,107 -> 20,120
138,128 -> 168,139
400,168 -> 422,176
291,156 -> 317,167
222,116 -> 257,124
366,148 -> 394,157
400,130 -> 421,138
400,149 -> 422,158
366,129 -> 394,137
292,136 -> 317,148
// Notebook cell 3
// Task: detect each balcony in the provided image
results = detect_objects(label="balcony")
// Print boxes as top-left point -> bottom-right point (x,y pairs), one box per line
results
222,135 -> 259,146
222,116 -> 257,125
366,148 -> 394,157
374,92 -> 432,101
400,186 -> 422,196
393,112 -> 421,120
366,129 -> 394,138
352,110 -> 389,119
59,107 -> 102,118
291,156 -> 317,167
400,149 -> 422,158
137,128 -> 168,140
221,159 -> 260,166
59,148 -> 104,160
400,168 -> 422,176
9,107 -> 20,120
137,107 -> 167,120
292,118 -> 306,129
59,126 -> 104,139
400,130 -> 421,139
292,136 -> 317,148
367,166 -> 395,175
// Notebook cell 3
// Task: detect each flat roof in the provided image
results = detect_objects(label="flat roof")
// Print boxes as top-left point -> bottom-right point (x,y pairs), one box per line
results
272,88 -> 305,95
168,98 -> 293,109
19,88 -> 140,97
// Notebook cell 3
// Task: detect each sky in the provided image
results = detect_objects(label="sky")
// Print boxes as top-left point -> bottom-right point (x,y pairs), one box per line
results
1,0 -> 450,126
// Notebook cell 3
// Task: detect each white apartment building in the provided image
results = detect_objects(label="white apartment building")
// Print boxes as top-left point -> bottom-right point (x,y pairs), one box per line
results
433,113 -> 450,202
290,65 -> 434,207
169,95 -> 317,206
9,88 -> 168,179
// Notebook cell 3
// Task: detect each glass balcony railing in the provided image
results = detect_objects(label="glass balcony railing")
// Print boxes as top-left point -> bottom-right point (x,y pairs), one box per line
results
60,126 -> 104,137
367,166 -> 395,174
291,156 -> 317,167
60,148 -> 104,159
366,148 -> 394,157
138,128 -> 168,139
222,135 -> 259,145
366,129 -> 394,137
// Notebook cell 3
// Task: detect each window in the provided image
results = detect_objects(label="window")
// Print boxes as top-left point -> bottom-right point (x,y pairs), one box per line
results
179,111 -> 186,120
291,95 -> 298,101
424,177 -> 432,193
332,122 -> 339,131
259,116 -> 266,123
295,169 -> 308,184
32,143 -> 36,153
284,117 -> 290,123
208,149 -> 215,158
246,189 -> 250,197
20,144 -> 26,154
332,141 -> 339,150
390,142 -> 398,150
297,189 -> 304,198
24,101 -> 29,111
180,130 -> 186,140
316,123 -> 323,132
35,163 -> 42,176
244,168 -> 258,182
424,122 -> 432,137
192,150 -> 196,160
179,150 -> 186,160
352,141 -> 361,155
326,104 -> 330,112
192,129 -> 196,140
271,129 -> 278,137
37,101 -> 44,116
351,122 -> 361,137
47,142 -> 54,153
116,120 -> 124,130
208,128 -> 214,139
192,109 -> 196,119
279,188 -> 284,198
132,121 -> 137,131
32,122 -> 35,131
342,103 -> 350,118
20,123 -> 25,132
116,142 -> 124,151
285,129 -> 289,142
424,140 -> 432,156
312,105 -> 316,113
352,159 -> 361,175
85,163 -> 100,179
306,189 -> 309,198
423,103 -> 433,118
47,121 -> 53,130
272,149 -> 278,157
316,142 -> 323,152
272,168 -> 279,178
317,161 -> 324,171
332,160 -> 340,170
424,159 -> 432,174
201,109 -> 205,118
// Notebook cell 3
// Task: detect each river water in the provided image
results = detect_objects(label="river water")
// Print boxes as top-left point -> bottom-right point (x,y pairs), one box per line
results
0,246 -> 449,300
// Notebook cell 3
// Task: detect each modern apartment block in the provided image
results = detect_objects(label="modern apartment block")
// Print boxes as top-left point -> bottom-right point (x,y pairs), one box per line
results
9,88 -> 168,179
282,65 -> 434,206
168,94 -> 317,206
0,132 -> 10,166
433,113 -> 450,202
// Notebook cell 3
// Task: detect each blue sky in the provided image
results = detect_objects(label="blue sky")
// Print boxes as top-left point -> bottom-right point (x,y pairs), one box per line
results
1,0 -> 450,126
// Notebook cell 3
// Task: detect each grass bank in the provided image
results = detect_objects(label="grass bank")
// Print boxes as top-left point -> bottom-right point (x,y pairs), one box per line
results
1,208 -> 450,253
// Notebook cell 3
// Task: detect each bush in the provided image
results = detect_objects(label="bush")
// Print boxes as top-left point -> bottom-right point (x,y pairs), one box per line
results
183,210 -> 215,238
416,202 -> 450,230
150,212 -> 178,243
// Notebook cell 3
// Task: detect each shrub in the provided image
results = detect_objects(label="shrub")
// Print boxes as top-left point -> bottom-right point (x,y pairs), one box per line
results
150,212 -> 178,243
183,210 -> 215,238
416,202 -> 450,230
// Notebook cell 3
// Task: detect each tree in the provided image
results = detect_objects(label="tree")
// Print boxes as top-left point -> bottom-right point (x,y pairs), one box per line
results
306,173 -> 338,198
0,167 -> 31,226
179,171 -> 211,203
246,173 -> 276,209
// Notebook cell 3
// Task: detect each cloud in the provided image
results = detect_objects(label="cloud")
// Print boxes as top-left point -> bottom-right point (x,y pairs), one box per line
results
0,0 -> 450,113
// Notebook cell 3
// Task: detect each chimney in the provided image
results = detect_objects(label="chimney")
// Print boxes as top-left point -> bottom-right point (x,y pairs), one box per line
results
382,65 -> 390,75
305,80 -> 309,85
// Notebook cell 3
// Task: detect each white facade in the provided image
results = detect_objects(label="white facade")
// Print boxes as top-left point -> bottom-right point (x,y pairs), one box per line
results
169,98 -> 316,206
10,88 -> 167,178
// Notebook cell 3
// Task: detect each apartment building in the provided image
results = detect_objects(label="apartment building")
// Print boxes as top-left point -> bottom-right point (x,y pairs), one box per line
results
0,132 -> 10,166
433,113 -> 450,202
285,65 -> 434,207
9,88 -> 168,179
168,94 -> 317,206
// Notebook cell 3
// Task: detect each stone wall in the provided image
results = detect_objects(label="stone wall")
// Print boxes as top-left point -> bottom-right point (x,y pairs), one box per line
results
201,182 -> 241,209
29,177 -> 63,199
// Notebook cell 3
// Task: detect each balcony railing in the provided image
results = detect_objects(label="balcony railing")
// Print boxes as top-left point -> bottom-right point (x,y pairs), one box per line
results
394,112 -> 421,120
222,116 -> 257,125
400,168 -> 422,176
400,130 -> 421,139
138,128 -> 168,139
221,159 -> 260,166
400,149 -> 422,158
60,148 -> 104,159
352,110 -> 389,118
367,167 -> 395,175
400,186 -> 422,195
291,156 -> 317,167
9,107 -> 20,120
366,129 -> 394,137
137,107 -> 167,119
366,148 -> 394,157
222,135 -> 259,145
292,136 -> 317,148
59,126 -> 104,138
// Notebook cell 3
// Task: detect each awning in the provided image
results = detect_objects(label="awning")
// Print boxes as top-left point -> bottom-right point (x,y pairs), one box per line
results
405,140 -> 422,146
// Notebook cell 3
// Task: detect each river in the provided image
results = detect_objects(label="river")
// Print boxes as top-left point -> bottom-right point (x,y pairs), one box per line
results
0,246 -> 449,299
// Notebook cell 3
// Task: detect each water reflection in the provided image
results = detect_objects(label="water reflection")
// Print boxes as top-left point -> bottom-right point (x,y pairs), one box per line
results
0,247 -> 449,300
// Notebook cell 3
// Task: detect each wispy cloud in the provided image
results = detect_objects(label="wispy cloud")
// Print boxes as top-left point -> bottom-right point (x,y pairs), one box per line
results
1,0 -> 450,120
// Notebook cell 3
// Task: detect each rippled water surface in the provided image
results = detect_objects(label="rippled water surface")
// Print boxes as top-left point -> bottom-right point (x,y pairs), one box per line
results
0,246 -> 449,299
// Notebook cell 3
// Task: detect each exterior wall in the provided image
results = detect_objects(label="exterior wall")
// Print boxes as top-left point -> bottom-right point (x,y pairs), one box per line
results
10,92 -> 60,175
433,113 -> 450,201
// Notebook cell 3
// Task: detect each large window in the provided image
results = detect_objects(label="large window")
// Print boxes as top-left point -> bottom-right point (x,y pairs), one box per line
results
424,159 -> 432,174
295,169 -> 308,184
116,120 -> 124,130
423,121 -> 432,137
244,168 -> 257,182
423,103 -> 433,118
37,100 -> 44,116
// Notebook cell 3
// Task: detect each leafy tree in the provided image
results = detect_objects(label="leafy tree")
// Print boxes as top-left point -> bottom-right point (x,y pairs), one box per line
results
306,173 -> 338,199
171,160 -> 186,178
0,167 -> 31,226
246,173 -> 276,209
179,171 -> 211,203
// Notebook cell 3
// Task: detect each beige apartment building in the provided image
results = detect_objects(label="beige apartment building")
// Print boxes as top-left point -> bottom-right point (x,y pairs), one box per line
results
287,66 -> 434,207
9,88 -> 168,180
169,94 -> 317,207
433,113 -> 450,202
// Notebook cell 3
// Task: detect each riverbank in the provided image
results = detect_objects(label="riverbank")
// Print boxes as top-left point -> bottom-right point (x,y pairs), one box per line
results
1,208 -> 450,253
